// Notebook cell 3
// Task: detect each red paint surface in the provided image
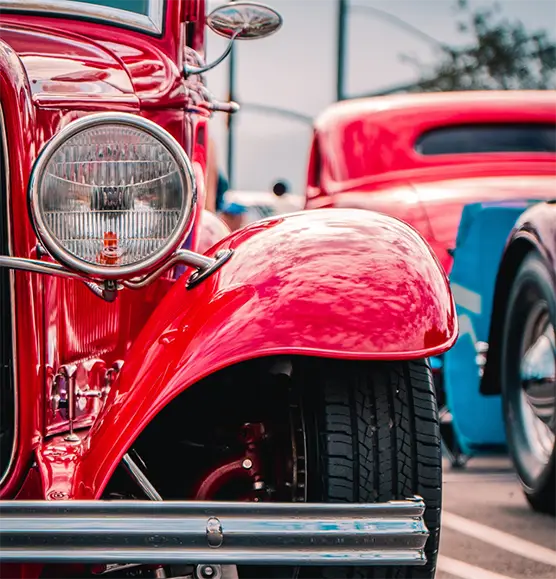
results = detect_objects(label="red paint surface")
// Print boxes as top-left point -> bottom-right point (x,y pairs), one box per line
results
72,208 -> 456,499
1,7 -> 456,567
0,1 -> 208,502
12,209 -> 457,505
306,91 -> 556,273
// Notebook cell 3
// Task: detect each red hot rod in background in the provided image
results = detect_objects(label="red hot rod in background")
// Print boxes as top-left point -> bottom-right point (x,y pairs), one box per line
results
305,91 -> 556,272
0,1 -> 457,578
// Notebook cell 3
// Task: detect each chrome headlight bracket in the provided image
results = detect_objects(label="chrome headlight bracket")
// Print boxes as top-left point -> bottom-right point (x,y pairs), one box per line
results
0,113 -> 233,300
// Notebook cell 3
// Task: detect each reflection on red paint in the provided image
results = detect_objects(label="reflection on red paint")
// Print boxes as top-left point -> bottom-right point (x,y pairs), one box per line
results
70,208 -> 456,499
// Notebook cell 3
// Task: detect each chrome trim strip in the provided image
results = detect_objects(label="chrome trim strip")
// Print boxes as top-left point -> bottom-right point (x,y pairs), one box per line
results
0,104 -> 18,489
0,0 -> 165,35
0,497 -> 429,565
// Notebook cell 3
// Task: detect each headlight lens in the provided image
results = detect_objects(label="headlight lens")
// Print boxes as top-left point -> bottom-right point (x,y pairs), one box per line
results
29,113 -> 196,278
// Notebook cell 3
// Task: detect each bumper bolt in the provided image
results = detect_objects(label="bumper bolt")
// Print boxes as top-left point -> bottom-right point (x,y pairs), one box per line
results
242,458 -> 253,469
196,564 -> 222,579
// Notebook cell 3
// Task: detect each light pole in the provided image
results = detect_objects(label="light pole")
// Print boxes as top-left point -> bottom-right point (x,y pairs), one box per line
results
226,0 -> 238,188
337,0 -> 348,101
225,0 -> 314,188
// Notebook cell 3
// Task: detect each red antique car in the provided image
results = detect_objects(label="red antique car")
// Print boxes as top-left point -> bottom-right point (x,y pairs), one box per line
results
305,91 -> 556,273
0,2 -> 457,578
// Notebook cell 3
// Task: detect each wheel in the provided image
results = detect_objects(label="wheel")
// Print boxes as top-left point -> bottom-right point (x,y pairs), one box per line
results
501,251 -> 556,515
300,358 -> 442,579
89,358 -> 441,579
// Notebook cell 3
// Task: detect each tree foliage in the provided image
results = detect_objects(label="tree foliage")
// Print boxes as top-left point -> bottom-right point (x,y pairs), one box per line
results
405,0 -> 556,91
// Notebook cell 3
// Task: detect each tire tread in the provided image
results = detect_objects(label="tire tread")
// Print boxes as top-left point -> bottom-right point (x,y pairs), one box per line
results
306,359 -> 441,579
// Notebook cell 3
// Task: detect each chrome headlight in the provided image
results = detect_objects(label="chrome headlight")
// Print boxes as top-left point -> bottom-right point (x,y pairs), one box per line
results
29,113 -> 196,279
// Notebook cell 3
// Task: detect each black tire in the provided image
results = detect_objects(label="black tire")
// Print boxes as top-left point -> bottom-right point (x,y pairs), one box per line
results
501,251 -> 556,516
300,358 -> 442,579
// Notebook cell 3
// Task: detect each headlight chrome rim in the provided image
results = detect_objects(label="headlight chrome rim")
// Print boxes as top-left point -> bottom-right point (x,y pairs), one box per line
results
28,112 -> 197,280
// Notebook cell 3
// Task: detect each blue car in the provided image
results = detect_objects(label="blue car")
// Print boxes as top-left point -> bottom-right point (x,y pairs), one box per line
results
436,199 -> 549,467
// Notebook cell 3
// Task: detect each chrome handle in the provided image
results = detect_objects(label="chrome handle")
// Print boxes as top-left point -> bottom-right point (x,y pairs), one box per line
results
206,100 -> 240,114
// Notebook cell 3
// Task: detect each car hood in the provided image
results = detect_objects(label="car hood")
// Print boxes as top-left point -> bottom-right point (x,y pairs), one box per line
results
411,174 -> 556,247
0,22 -> 138,107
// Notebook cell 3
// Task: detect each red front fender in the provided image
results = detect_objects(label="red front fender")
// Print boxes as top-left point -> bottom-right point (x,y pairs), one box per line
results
75,208 -> 457,498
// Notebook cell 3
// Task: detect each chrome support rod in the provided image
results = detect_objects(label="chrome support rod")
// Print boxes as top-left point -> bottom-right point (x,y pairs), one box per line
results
184,32 -> 241,76
121,453 -> 163,501
0,255 -> 88,281
123,249 -> 217,290
0,248 -> 230,295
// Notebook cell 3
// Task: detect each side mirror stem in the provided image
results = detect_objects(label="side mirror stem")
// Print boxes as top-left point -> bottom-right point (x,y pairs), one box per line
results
184,32 -> 240,76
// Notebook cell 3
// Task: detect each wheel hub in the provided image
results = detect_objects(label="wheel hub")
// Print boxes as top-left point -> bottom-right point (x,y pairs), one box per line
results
519,306 -> 556,464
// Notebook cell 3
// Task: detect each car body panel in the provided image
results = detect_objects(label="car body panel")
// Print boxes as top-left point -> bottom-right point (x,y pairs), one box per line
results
310,91 -> 556,186
480,200 -> 556,398
69,208 -> 456,499
0,0 -> 193,108
411,174 -> 556,246
0,0 -> 209,497
0,24 -> 138,107
511,200 -> 556,272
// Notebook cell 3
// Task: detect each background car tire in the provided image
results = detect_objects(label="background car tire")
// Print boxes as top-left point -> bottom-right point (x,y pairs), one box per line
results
501,251 -> 556,516
301,358 -> 441,579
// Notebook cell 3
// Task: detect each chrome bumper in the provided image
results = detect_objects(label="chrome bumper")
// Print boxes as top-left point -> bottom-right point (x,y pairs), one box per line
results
0,497 -> 428,566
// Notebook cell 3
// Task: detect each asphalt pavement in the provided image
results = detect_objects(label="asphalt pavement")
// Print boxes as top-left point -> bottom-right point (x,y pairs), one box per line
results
437,455 -> 556,579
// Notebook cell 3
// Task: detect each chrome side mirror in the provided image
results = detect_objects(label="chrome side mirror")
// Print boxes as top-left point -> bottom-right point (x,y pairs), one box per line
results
208,1 -> 283,40
184,1 -> 283,76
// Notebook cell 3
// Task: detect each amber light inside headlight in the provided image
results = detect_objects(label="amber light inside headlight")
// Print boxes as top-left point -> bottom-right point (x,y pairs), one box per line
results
29,113 -> 196,279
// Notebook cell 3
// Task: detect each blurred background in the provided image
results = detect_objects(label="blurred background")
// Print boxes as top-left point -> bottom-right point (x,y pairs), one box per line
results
204,0 -> 556,196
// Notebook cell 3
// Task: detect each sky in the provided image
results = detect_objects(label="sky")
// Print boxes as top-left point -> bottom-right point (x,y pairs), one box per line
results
204,0 -> 556,195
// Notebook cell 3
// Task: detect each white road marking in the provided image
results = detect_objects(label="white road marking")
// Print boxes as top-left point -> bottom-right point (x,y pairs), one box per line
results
456,313 -> 479,344
443,511 -> 556,567
443,473 -> 517,483
438,555 -> 516,579
451,283 -> 482,315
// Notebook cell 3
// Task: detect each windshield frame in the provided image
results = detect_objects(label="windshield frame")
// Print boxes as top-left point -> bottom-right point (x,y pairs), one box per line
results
0,0 -> 165,35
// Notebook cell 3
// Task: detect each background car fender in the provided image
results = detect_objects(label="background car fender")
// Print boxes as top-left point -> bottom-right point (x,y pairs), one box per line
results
481,199 -> 556,396
74,208 -> 457,498
443,199 -> 545,454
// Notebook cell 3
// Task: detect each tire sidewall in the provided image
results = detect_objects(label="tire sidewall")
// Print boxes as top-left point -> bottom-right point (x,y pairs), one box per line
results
501,251 -> 556,495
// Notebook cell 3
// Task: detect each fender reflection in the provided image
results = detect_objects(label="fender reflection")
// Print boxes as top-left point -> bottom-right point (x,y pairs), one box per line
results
75,208 -> 457,498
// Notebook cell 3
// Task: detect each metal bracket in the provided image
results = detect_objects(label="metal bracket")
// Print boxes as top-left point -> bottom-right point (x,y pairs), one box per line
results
0,248 -> 232,298
186,249 -> 233,290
